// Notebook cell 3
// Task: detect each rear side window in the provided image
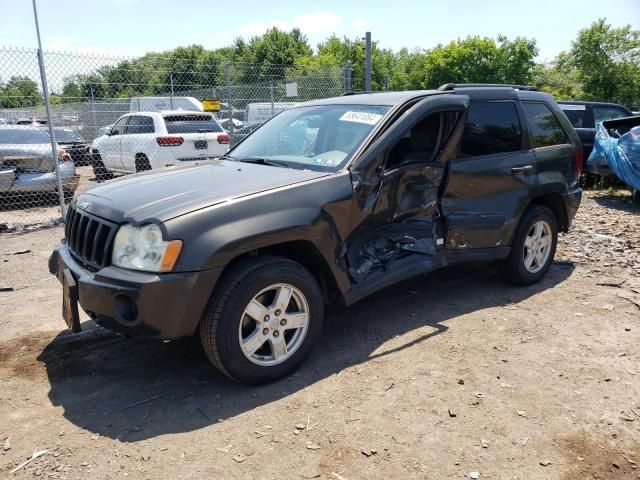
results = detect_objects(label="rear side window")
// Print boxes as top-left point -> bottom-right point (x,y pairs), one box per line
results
559,104 -> 587,128
593,106 -> 629,124
126,116 -> 154,134
163,114 -> 223,134
522,102 -> 569,148
459,102 -> 522,157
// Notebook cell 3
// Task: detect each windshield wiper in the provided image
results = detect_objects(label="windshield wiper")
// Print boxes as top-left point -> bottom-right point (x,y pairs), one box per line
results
237,158 -> 291,168
218,154 -> 240,161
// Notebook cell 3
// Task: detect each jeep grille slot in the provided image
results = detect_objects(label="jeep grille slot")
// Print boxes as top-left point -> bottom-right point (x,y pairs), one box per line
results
65,205 -> 117,270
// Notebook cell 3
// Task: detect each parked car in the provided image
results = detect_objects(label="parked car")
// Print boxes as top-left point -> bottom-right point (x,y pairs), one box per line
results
90,111 -> 230,177
558,101 -> 634,178
50,85 -> 582,384
588,115 -> 640,190
15,117 -> 48,126
0,125 -> 79,199
52,127 -> 91,166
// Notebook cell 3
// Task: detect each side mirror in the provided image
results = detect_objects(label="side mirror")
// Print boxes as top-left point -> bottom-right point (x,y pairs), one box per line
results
109,128 -> 118,136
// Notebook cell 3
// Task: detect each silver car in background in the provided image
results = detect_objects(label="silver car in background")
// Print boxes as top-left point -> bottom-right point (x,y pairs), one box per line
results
0,125 -> 79,200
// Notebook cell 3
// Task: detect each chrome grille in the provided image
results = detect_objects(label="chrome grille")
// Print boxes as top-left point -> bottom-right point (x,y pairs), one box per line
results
64,205 -> 117,269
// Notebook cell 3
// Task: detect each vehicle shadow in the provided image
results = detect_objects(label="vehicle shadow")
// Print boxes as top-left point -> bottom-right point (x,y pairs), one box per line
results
592,192 -> 640,213
36,261 -> 574,442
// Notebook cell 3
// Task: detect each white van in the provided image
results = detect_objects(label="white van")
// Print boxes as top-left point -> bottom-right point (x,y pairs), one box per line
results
130,96 -> 203,113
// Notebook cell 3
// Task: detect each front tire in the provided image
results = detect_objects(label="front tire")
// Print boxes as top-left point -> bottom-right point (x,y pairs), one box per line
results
200,256 -> 324,384
499,205 -> 558,286
91,152 -> 112,182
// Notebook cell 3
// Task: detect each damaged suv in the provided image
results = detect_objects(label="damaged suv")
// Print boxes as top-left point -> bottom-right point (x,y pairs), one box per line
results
50,85 -> 582,384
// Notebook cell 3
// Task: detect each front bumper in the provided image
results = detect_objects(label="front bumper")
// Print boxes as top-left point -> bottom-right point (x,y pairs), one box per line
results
49,244 -> 221,339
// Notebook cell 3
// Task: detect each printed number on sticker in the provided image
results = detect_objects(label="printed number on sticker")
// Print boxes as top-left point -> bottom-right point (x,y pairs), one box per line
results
339,111 -> 383,125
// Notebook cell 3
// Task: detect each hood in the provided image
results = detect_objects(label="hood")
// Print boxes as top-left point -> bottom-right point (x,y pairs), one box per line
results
76,159 -> 330,223
0,144 -> 57,172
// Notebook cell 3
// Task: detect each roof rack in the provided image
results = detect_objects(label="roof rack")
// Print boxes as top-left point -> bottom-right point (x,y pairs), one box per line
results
437,83 -> 539,92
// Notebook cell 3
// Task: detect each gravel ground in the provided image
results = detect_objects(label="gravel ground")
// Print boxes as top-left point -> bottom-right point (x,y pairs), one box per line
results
0,189 -> 638,480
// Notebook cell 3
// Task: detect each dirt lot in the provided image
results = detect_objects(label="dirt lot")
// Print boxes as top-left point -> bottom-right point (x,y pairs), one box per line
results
0,190 -> 639,480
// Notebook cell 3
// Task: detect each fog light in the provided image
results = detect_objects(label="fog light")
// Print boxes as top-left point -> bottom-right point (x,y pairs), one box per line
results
114,294 -> 138,323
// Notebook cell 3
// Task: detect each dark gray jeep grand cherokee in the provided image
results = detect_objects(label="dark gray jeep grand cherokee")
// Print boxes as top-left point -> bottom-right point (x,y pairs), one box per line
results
50,84 -> 582,384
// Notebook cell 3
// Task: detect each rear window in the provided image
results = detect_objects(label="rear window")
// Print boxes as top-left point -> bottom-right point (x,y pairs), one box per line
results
0,128 -> 50,144
460,101 -> 523,157
163,114 -> 223,134
522,102 -> 569,148
559,104 -> 588,128
593,106 -> 629,124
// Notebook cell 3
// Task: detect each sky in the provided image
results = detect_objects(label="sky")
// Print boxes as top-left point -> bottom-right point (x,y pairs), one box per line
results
0,0 -> 639,63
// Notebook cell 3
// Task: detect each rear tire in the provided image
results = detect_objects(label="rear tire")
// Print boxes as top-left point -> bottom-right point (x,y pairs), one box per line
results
135,154 -> 152,172
498,205 -> 558,286
199,256 -> 324,384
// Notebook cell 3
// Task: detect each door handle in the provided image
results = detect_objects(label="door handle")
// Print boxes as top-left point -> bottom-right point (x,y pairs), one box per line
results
511,165 -> 535,174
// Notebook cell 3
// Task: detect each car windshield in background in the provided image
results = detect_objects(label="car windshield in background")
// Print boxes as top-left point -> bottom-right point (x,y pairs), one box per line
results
0,128 -> 50,144
229,104 -> 390,171
53,128 -> 83,142
164,115 -> 223,134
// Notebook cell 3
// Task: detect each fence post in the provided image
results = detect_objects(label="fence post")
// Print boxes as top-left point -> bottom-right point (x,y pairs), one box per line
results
90,85 -> 98,136
32,0 -> 66,218
343,61 -> 352,93
170,73 -> 175,109
225,64 -> 234,135
269,80 -> 275,116
364,31 -> 372,92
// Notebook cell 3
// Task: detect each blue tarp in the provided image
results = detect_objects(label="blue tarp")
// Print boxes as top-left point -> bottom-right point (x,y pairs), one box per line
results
588,121 -> 640,190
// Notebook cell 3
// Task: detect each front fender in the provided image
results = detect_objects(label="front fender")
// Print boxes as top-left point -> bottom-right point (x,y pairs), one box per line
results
164,173 -> 355,291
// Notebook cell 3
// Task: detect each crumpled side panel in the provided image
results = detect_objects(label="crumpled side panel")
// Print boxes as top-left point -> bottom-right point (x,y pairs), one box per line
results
588,123 -> 640,190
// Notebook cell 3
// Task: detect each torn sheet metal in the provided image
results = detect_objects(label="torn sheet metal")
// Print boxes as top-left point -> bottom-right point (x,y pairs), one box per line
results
588,116 -> 640,190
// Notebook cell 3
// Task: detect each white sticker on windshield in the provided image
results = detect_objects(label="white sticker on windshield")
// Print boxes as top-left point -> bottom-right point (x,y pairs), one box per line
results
339,111 -> 383,125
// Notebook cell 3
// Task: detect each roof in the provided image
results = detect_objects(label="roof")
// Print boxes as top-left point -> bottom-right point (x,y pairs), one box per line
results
302,86 -> 555,107
558,100 -> 631,109
119,110 -> 211,116
0,124 -> 47,130
304,90 -> 442,107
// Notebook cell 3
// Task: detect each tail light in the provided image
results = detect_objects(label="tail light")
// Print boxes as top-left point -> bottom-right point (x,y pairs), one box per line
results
217,134 -> 231,144
575,148 -> 584,176
156,136 -> 184,147
58,150 -> 71,162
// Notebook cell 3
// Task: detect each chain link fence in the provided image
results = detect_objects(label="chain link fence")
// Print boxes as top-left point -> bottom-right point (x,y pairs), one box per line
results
0,47 -> 352,229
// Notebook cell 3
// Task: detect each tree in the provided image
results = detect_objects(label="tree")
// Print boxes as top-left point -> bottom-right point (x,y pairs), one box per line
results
0,76 -> 43,108
557,19 -> 640,106
422,36 -> 538,89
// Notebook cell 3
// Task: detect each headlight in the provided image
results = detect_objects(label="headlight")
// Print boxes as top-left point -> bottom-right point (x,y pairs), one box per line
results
112,223 -> 182,272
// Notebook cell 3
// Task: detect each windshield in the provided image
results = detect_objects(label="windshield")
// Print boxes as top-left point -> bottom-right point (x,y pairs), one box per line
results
0,128 -> 50,144
229,104 -> 390,171
53,128 -> 83,142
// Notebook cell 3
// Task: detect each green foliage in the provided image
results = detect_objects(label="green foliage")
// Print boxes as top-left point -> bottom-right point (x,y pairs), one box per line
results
422,35 -> 538,88
554,19 -> 640,107
13,19 -> 636,110
0,75 -> 43,108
